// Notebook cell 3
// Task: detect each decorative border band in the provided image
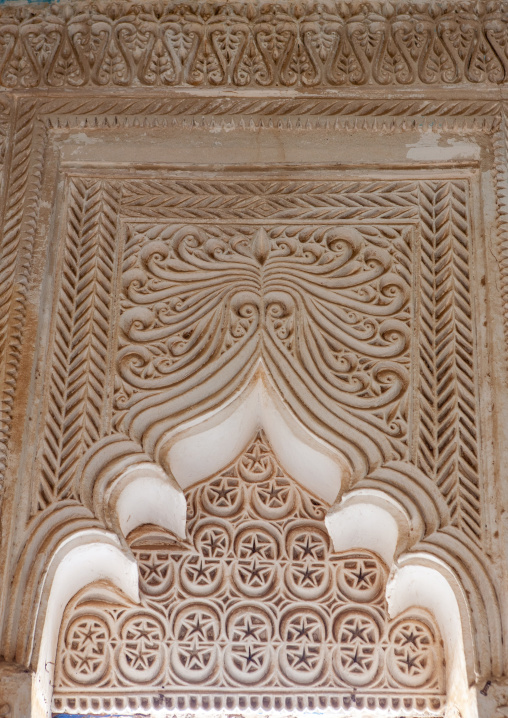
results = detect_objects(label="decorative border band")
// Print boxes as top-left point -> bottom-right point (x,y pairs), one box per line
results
2,0 -> 508,89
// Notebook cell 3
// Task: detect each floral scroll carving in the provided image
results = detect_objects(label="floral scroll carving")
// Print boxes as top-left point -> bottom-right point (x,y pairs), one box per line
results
117,223 -> 411,439
53,433 -> 445,715
36,174 -> 481,546
2,0 -> 508,89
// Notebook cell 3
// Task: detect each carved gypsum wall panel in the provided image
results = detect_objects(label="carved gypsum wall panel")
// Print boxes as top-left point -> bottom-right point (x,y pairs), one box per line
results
36,172 -> 481,542
2,0 -> 508,89
0,98 -> 501,517
116,221 -> 412,439
52,432 -> 446,715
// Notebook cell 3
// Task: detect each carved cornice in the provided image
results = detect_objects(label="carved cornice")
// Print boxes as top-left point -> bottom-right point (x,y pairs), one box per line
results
2,0 -> 508,89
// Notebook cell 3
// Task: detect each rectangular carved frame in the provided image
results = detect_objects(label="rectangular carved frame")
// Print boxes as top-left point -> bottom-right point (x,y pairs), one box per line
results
0,90 -> 506,696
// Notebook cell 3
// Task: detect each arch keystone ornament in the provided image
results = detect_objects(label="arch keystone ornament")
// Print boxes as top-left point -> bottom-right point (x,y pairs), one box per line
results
0,1 -> 506,716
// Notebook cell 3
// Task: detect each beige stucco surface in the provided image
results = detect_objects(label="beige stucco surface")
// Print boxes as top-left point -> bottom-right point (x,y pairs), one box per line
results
1,1 -> 508,715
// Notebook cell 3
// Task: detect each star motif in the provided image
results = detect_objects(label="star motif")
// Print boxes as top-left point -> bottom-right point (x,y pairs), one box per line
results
241,442 -> 271,474
235,645 -> 264,670
211,484 -> 234,502
345,622 -> 368,643
294,565 -> 322,587
140,554 -> 169,583
294,534 -> 324,560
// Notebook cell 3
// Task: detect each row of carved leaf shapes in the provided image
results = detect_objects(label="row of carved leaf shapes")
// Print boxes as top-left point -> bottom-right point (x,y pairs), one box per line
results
2,0 -> 508,87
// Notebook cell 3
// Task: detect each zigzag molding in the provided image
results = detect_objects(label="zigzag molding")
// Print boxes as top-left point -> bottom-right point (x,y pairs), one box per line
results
2,0 -> 508,89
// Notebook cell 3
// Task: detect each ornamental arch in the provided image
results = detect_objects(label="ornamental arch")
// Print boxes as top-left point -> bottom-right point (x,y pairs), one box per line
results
0,1 -> 508,717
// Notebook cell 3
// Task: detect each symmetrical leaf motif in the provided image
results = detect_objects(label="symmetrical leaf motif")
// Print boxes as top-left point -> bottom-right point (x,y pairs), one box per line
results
38,179 -> 120,510
2,0 -> 508,88
116,223 -> 412,444
36,174 -> 482,542
417,181 -> 480,543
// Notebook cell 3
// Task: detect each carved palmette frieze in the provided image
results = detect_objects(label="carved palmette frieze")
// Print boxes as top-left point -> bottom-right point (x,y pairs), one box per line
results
2,0 -> 508,89
53,432 -> 445,715
36,174 -> 481,543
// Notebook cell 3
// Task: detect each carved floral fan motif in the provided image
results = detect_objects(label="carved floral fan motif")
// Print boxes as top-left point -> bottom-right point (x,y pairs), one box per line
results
53,432 -> 445,715
117,223 -> 411,440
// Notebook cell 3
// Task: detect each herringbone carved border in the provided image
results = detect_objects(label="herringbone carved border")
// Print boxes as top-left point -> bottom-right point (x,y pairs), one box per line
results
417,181 -> 480,542
0,102 -> 45,497
38,179 -> 121,509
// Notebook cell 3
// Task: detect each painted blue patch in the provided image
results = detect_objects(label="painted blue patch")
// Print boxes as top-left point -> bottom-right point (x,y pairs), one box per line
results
0,0 -> 63,4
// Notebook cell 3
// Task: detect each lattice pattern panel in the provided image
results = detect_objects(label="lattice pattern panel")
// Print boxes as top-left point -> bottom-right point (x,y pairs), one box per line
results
53,433 -> 445,716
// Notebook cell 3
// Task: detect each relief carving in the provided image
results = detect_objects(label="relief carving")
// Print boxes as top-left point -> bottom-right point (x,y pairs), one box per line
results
1,0 -> 508,89
0,18 -> 503,717
116,223 -> 411,439
52,433 -> 445,714
37,174 -> 481,544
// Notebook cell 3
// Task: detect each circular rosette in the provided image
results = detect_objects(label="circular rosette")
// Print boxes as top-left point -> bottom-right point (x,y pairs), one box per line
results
387,618 -> 436,688
336,556 -> 384,603
118,613 -> 164,684
194,522 -> 231,559
62,614 -> 111,685
232,527 -> 279,597
332,610 -> 382,687
285,526 -> 331,600
237,438 -> 275,482
279,608 -> 326,684
180,554 -> 224,596
135,549 -> 173,596
171,603 -> 220,683
201,475 -> 244,517
252,475 -> 295,520
286,526 -> 329,562
224,606 -> 274,684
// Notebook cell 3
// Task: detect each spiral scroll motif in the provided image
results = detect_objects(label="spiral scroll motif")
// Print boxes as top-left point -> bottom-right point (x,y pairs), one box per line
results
54,432 -> 445,712
117,224 -> 411,443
